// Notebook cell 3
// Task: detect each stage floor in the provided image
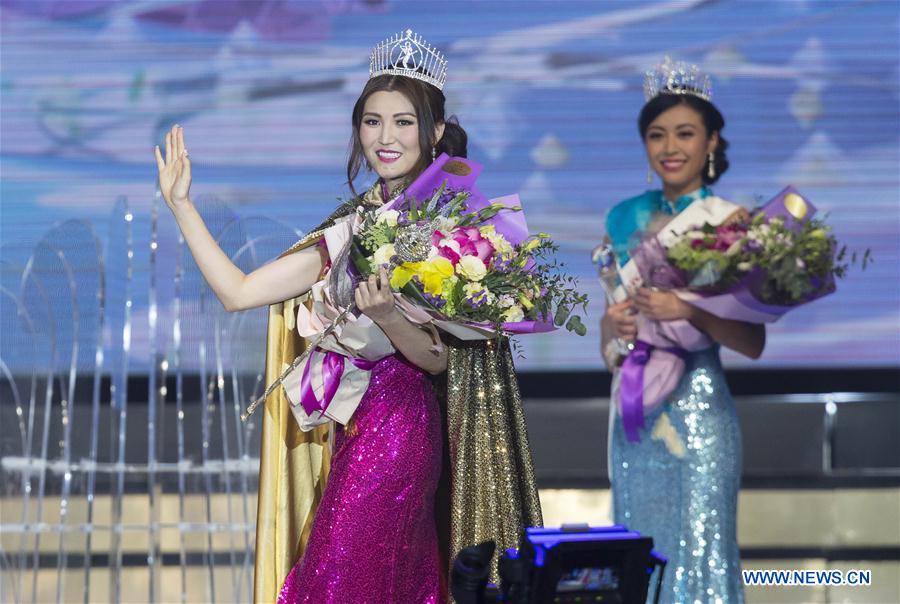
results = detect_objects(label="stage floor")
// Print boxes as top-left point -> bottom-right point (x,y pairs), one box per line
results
3,486 -> 899,603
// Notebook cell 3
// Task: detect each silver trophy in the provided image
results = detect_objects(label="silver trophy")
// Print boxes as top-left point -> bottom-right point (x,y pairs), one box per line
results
591,238 -> 633,368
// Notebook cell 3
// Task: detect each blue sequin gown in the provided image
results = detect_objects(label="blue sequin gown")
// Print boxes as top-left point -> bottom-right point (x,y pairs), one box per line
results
606,189 -> 745,603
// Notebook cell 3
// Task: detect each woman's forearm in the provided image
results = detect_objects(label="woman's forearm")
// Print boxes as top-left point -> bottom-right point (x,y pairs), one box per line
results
689,307 -> 765,359
172,201 -> 247,310
373,312 -> 448,375
172,200 -> 324,311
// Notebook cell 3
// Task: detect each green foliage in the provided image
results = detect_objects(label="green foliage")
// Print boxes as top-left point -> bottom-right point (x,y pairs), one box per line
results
359,221 -> 394,253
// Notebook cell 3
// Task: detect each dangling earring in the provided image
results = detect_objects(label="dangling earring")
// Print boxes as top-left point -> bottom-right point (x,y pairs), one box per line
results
707,152 -> 716,179
431,146 -> 436,161
646,167 -> 653,184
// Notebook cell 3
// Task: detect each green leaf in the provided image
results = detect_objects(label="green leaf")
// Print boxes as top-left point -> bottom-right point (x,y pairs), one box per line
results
425,182 -> 447,214
566,315 -> 587,336
553,304 -> 570,327
349,242 -> 371,275
400,282 -> 434,307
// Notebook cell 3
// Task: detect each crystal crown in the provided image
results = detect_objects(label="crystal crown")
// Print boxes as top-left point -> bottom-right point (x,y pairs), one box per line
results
643,56 -> 712,102
370,29 -> 447,91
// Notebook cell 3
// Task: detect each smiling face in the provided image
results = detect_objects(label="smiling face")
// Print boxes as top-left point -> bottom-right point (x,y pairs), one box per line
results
359,90 -> 424,191
644,102 -> 719,199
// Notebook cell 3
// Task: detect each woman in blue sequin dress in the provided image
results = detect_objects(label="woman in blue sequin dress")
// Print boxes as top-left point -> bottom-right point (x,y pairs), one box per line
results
602,63 -> 765,603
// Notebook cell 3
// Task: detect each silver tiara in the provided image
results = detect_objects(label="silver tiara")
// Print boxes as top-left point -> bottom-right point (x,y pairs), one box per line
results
369,29 -> 447,90
643,56 -> 712,102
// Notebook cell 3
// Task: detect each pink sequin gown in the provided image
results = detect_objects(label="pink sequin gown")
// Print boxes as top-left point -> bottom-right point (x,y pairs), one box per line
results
277,354 -> 444,604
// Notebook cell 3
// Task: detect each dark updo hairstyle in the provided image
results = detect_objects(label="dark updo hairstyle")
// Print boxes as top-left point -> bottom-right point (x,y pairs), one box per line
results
346,74 -> 468,196
638,94 -> 729,185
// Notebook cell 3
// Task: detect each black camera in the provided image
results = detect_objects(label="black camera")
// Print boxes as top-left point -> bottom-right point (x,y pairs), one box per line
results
451,525 -> 667,604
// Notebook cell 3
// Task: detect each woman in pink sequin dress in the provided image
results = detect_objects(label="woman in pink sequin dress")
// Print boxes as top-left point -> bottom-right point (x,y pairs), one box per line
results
155,29 -> 483,603
274,29 -> 476,600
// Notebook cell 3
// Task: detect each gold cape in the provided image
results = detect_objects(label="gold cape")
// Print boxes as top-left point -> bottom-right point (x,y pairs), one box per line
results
253,187 -> 542,602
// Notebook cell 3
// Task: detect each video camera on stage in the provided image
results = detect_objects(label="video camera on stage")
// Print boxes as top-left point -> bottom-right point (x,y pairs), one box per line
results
451,525 -> 667,604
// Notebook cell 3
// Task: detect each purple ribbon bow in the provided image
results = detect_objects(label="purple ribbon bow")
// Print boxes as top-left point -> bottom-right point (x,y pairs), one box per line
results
619,340 -> 686,443
299,350 -> 379,418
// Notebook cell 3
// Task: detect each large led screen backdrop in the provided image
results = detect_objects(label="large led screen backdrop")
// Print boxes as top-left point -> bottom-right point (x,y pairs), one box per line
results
1,0 -> 897,370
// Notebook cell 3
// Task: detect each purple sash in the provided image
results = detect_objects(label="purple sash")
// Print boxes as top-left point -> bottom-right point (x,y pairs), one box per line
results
299,349 -> 379,417
619,340 -> 686,443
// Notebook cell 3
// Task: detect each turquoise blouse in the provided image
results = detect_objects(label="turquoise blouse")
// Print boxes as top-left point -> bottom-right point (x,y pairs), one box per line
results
605,186 -> 711,265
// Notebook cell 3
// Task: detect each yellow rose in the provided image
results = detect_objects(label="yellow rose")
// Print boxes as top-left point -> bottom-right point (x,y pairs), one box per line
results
456,256 -> 488,281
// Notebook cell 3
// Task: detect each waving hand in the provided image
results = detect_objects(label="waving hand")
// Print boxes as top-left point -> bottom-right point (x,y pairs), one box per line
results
154,125 -> 192,210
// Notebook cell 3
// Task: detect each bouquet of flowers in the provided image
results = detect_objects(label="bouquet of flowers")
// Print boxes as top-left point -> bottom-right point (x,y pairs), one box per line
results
351,182 -> 588,339
666,191 -> 866,310
601,187 -> 865,442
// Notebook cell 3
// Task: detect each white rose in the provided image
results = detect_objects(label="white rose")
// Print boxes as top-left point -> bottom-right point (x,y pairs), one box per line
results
502,305 -> 525,322
372,243 -> 396,266
498,294 -> 516,309
456,255 -> 488,281
376,209 -> 400,227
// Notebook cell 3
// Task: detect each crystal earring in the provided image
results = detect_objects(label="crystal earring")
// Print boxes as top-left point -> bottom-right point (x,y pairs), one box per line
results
431,146 -> 437,161
646,167 -> 653,184
707,152 -> 715,179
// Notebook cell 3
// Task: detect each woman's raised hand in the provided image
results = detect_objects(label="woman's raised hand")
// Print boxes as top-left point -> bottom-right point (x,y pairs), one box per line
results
154,125 -> 192,211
